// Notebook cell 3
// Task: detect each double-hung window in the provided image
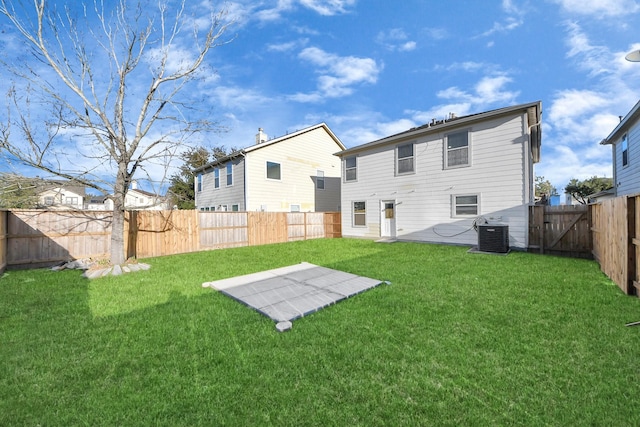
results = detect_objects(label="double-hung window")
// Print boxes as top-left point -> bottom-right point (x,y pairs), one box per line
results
353,201 -> 366,226
317,170 -> 325,189
345,156 -> 357,182
214,168 -> 219,189
622,134 -> 629,167
267,161 -> 281,180
396,143 -> 415,175
453,194 -> 479,217
226,163 -> 233,186
445,131 -> 470,168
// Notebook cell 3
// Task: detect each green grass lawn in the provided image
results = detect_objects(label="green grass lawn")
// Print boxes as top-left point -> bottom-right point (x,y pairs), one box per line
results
1,238 -> 640,426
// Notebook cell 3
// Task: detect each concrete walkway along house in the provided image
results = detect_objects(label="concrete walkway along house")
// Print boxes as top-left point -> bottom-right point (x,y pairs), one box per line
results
194,123 -> 346,212
336,101 -> 542,249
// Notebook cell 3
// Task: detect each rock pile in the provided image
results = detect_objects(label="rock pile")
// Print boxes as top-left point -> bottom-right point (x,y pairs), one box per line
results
50,258 -> 151,279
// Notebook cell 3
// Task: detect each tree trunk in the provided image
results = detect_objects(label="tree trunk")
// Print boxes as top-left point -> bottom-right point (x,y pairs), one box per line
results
111,205 -> 126,265
110,171 -> 128,265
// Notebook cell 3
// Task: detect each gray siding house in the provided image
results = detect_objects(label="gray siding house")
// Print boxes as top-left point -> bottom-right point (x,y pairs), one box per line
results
194,123 -> 345,212
336,101 -> 542,249
601,99 -> 640,197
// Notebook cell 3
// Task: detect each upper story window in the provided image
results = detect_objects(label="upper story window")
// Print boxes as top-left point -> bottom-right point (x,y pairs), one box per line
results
396,143 -> 415,175
226,163 -> 233,186
267,161 -> 281,180
197,173 -> 203,192
317,170 -> 325,189
65,197 -> 78,205
214,168 -> 219,188
622,133 -> 628,167
445,131 -> 470,168
345,156 -> 357,182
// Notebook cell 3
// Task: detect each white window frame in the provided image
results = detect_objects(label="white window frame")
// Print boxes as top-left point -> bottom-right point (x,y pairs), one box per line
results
452,194 -> 479,217
353,201 -> 366,227
44,196 -> 54,205
445,130 -> 471,169
344,155 -> 357,182
317,170 -> 325,190
396,142 -> 415,175
197,173 -> 203,192
65,197 -> 78,205
290,204 -> 301,212
214,168 -> 219,189
231,204 -> 239,212
226,163 -> 233,186
622,133 -> 629,167
266,161 -> 281,180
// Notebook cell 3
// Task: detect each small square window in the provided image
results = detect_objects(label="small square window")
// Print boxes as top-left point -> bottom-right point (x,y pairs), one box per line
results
290,204 -> 300,212
453,194 -> 479,217
232,204 -> 239,212
267,161 -> 281,180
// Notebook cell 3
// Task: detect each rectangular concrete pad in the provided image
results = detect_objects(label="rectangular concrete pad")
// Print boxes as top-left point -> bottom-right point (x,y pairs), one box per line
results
204,262 -> 384,323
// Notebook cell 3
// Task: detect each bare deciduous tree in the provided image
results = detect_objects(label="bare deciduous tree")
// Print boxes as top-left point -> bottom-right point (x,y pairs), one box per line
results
0,0 -> 231,264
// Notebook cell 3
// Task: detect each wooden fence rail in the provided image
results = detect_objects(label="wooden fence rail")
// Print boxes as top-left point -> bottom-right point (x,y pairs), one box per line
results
3,210 -> 342,269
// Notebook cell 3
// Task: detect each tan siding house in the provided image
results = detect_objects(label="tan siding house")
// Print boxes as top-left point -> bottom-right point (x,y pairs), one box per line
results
195,123 -> 345,212
336,101 -> 542,249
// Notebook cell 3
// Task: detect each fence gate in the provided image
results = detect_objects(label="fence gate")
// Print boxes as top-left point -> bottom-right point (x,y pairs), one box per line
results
528,205 -> 592,258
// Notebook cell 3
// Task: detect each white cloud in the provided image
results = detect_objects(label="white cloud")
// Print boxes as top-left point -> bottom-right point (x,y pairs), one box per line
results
376,28 -> 417,52
552,0 -> 640,16
479,17 -> 523,37
212,86 -> 272,109
299,0 -> 357,15
292,47 -> 382,101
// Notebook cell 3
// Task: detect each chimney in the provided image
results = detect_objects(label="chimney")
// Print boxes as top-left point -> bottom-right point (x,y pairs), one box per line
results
256,128 -> 267,144
131,180 -> 137,190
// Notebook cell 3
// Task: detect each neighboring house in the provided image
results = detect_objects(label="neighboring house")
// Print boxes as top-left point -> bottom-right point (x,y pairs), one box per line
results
86,182 -> 170,210
37,181 -> 85,210
194,123 -> 346,212
336,101 -> 542,249
600,99 -> 640,197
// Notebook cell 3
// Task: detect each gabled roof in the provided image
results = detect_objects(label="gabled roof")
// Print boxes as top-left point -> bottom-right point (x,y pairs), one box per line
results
335,101 -> 542,163
600,99 -> 640,145
194,122 -> 346,172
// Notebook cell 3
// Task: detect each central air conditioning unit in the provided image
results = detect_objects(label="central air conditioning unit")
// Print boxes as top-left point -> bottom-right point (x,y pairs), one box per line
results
477,224 -> 509,253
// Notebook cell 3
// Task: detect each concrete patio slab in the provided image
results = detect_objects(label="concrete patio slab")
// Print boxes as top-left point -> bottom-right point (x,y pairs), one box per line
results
203,262 -> 385,330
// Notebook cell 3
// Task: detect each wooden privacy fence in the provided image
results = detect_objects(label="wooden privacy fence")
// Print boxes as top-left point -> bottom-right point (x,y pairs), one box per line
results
591,196 -> 640,296
4,210 -> 342,268
528,204 -> 592,258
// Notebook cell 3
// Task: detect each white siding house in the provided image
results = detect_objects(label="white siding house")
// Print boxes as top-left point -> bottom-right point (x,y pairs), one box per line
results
194,123 -> 345,212
337,101 -> 542,249
38,182 -> 85,210
601,99 -> 640,197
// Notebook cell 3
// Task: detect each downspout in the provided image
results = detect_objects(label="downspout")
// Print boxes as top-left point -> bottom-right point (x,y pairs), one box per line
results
241,152 -> 247,211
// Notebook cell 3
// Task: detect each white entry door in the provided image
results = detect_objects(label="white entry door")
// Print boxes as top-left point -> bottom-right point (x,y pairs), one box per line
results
381,201 -> 396,238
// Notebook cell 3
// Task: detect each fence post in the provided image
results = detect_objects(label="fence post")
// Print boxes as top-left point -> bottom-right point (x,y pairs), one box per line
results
628,197 -> 637,296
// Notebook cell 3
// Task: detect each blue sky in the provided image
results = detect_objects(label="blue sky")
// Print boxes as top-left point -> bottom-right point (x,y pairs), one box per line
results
2,0 -> 640,194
